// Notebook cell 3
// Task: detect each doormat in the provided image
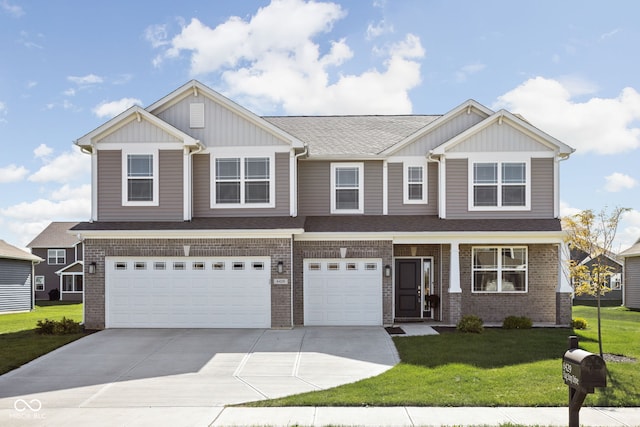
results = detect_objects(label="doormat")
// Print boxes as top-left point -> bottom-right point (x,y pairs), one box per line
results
385,326 -> 405,335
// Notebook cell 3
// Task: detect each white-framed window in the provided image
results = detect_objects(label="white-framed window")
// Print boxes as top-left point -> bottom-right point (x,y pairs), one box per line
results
331,162 -> 364,214
35,276 -> 45,291
122,149 -> 159,206
469,160 -> 530,210
62,274 -> 83,293
48,249 -> 66,265
404,160 -> 428,204
472,246 -> 528,293
212,156 -> 274,207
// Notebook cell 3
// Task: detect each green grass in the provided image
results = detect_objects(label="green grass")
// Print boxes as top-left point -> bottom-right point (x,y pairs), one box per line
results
247,306 -> 640,407
0,302 -> 86,375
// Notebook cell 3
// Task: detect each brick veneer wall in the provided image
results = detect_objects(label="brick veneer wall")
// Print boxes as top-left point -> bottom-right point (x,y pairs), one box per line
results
83,238 -> 292,329
292,240 -> 393,326
556,293 -> 572,326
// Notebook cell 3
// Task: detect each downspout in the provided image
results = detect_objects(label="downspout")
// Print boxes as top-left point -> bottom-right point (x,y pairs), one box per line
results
554,153 -> 570,218
185,141 -> 204,221
291,145 -> 308,217
427,151 -> 444,218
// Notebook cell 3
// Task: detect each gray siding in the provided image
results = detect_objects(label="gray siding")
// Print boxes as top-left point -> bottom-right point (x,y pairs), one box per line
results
98,117 -> 181,144
97,150 -> 184,221
156,94 -> 289,147
193,152 -> 290,217
387,162 -> 438,215
364,161 -> 383,215
33,247 -> 79,300
393,110 -> 486,156
0,259 -> 32,312
449,122 -> 554,153
625,257 -> 640,309
446,158 -> 554,219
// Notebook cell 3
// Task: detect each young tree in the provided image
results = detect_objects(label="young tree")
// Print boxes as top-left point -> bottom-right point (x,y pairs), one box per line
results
563,207 -> 629,357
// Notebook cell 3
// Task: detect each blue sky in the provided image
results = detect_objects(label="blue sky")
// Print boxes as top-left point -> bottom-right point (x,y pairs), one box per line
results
1,0 -> 639,251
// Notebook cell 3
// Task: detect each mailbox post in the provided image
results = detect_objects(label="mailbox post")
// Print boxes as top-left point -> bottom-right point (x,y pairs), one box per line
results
562,336 -> 607,427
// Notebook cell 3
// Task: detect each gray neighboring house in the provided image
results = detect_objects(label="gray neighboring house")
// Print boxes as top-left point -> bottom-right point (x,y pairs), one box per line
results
0,240 -> 42,313
27,222 -> 83,301
619,238 -> 640,310
570,247 -> 623,304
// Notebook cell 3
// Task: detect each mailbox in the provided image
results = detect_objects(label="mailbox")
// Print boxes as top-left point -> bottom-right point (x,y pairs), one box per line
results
562,348 -> 607,393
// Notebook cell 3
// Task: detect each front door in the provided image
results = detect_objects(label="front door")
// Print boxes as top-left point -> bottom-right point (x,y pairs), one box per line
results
395,259 -> 421,317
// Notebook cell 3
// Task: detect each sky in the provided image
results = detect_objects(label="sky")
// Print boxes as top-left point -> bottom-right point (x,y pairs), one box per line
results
1,0 -> 640,252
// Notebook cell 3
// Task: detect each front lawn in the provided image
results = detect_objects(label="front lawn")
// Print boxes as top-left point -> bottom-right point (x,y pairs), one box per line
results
0,302 -> 86,375
248,305 -> 639,407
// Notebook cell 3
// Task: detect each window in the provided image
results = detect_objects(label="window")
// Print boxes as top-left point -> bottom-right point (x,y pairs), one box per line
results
35,276 -> 45,291
192,262 -> 205,270
471,161 -> 528,209
115,262 -> 127,270
122,151 -> 158,206
232,262 -> 245,270
331,163 -> 364,213
213,156 -> 273,207
62,275 -> 83,293
404,162 -> 427,204
154,262 -> 166,270
472,247 -> 527,292
173,262 -> 186,270
213,262 -> 225,270
48,249 -> 66,265
134,262 -> 147,270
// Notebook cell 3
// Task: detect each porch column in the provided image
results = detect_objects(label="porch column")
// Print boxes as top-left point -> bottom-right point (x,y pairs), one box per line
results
449,241 -> 461,293
557,242 -> 573,326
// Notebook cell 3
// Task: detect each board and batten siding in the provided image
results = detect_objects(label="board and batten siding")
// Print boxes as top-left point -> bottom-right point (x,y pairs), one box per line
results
445,158 -> 554,219
0,259 -> 32,312
97,150 -> 184,221
387,162 -> 438,215
96,117 -> 182,144
624,257 -> 640,309
192,152 -> 290,217
448,122 -> 554,153
155,94 -> 290,148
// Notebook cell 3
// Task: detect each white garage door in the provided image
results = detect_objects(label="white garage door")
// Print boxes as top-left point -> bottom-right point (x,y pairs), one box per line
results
106,257 -> 271,328
304,259 -> 382,326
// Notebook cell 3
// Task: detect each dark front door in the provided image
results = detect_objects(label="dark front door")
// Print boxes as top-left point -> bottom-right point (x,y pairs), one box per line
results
395,259 -> 421,318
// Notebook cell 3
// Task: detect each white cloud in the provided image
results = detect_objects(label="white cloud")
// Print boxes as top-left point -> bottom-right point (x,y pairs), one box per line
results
1,0 -> 24,17
63,88 -> 76,96
145,24 -> 169,48
366,19 -> 393,39
33,143 -> 53,159
494,77 -> 640,154
604,172 -> 637,192
0,164 -> 29,183
150,0 -> 425,114
50,184 -> 91,201
92,97 -> 142,118
560,200 -> 582,218
26,81 -> 37,89
28,147 -> 90,184
68,74 -> 104,86
455,62 -> 486,83
617,209 -> 640,252
0,101 -> 6,123
600,28 -> 621,40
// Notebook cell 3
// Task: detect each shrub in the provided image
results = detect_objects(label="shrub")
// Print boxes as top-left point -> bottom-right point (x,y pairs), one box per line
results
502,316 -> 533,329
572,317 -> 588,330
36,317 -> 82,335
456,315 -> 484,333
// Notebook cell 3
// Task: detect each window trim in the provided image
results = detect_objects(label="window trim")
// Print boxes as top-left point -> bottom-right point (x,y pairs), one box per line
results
403,160 -> 428,204
330,162 -> 364,214
122,149 -> 159,207
47,249 -> 66,265
211,154 -> 275,208
35,276 -> 45,291
468,157 -> 530,211
61,273 -> 83,293
471,246 -> 528,293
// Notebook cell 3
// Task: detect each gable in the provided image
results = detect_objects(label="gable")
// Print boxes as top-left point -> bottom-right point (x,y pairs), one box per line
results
97,116 -> 182,144
447,120 -> 554,153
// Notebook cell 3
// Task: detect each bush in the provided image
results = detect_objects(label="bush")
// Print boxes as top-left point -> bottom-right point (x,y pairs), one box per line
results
502,316 -> 533,329
457,315 -> 484,333
36,317 -> 82,335
572,317 -> 588,330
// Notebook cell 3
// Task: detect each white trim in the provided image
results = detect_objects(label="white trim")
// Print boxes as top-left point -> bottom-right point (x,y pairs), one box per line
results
449,241 -> 461,293
382,160 -> 388,215
444,150 -> 556,160
439,157 -> 446,218
183,148 -> 191,221
553,157 -> 560,218
468,157 -> 531,211
121,149 -> 160,207
205,145 -> 291,155
295,231 -> 565,244
403,159 -> 428,204
76,229 -> 304,239
210,154 -> 275,209
91,150 -> 98,221
471,246 -> 528,293
330,162 -> 364,214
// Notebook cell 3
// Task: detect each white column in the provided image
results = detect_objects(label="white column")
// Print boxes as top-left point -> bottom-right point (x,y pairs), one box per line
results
449,241 -> 461,293
558,242 -> 573,292
91,150 -> 98,221
382,160 -> 388,215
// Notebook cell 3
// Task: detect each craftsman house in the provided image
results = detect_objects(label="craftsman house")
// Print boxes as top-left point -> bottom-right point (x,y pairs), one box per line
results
73,80 -> 574,329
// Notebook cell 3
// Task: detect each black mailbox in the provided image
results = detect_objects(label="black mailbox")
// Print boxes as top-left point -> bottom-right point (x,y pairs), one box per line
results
562,348 -> 607,392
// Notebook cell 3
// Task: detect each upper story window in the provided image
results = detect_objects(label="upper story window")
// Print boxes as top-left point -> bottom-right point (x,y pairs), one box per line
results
404,161 -> 427,204
470,160 -> 529,210
122,150 -> 159,206
48,249 -> 65,265
472,246 -> 527,293
213,156 -> 274,207
331,163 -> 364,214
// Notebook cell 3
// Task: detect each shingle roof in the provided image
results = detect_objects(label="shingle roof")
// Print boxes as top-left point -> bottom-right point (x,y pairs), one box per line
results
619,238 -> 640,258
0,240 -> 42,262
27,222 -> 80,248
264,115 -> 440,157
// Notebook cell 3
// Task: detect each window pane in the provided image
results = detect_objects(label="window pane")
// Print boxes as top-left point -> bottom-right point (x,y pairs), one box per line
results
502,163 -> 525,183
128,179 -> 153,201
216,158 -> 240,179
245,182 -> 269,203
474,248 -> 497,269
336,189 -> 359,209
216,182 -> 240,203
76,275 -> 83,292
474,186 -> 497,206
408,166 -> 423,183
408,183 -> 423,200
245,158 -> 269,179
128,155 -> 152,177
474,163 -> 497,183
474,271 -> 498,291
336,167 -> 358,187
502,185 -> 525,206
502,271 -> 526,291
502,248 -> 527,269
63,276 -> 73,292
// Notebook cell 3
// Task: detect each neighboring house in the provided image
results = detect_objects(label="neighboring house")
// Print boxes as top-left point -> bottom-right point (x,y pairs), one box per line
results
0,240 -> 42,313
72,80 -> 575,330
619,238 -> 640,310
570,247 -> 623,304
27,222 -> 84,301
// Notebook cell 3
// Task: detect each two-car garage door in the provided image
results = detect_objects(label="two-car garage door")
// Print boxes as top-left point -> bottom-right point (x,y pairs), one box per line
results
105,256 -> 271,328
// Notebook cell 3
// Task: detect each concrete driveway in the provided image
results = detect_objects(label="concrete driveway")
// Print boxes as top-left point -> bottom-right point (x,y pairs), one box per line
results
0,327 -> 398,425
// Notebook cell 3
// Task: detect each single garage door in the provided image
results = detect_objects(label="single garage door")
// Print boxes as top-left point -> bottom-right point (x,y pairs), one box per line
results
106,256 -> 271,328
304,258 -> 382,326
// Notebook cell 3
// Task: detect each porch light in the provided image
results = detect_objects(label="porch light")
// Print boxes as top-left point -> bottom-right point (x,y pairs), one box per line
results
277,261 -> 284,274
384,264 -> 391,277
88,262 -> 97,274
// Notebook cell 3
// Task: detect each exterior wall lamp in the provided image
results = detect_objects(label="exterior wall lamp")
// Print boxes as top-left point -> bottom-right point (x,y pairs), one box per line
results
277,261 -> 284,274
88,262 -> 97,274
384,264 -> 391,277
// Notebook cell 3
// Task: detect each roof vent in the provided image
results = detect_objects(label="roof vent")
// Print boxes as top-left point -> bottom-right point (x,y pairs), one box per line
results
190,103 -> 204,128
